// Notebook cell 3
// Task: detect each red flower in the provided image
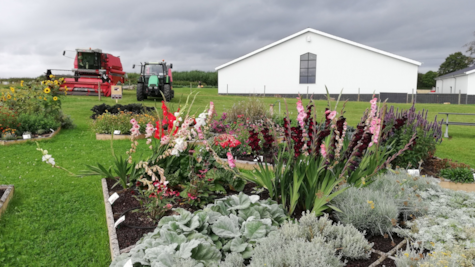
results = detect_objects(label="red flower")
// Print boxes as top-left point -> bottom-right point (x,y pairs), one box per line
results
214,134 -> 241,148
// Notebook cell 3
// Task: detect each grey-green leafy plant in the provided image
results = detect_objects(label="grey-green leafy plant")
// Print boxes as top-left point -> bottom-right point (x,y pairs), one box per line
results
110,193 -> 286,267
332,186 -> 399,238
440,167 -> 474,183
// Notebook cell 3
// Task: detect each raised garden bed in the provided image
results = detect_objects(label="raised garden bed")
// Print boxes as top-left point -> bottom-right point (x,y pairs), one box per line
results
0,185 -> 14,219
0,127 -> 61,146
103,176 -> 411,265
96,133 -> 146,141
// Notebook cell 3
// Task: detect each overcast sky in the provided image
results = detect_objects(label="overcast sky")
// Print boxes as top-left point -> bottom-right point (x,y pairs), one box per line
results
1,0 -> 474,78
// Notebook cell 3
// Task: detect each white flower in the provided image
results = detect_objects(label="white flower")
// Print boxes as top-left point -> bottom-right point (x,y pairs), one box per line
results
178,117 -> 183,122
170,148 -> 179,156
174,112 -> 180,117
47,157 -> 55,166
198,113 -> 207,119
42,154 -> 52,162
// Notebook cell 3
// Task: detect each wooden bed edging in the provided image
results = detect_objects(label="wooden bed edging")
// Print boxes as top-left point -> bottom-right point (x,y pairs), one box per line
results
0,127 -> 61,146
0,185 -> 14,219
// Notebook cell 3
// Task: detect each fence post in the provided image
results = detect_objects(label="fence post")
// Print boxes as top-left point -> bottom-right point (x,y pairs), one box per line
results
458,90 -> 461,105
406,93 -> 408,104
357,88 -> 360,102
411,89 -> 414,103
466,93 -> 469,105
98,82 -> 101,101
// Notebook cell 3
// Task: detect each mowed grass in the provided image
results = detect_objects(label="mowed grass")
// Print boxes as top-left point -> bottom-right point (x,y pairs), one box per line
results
0,87 -> 474,266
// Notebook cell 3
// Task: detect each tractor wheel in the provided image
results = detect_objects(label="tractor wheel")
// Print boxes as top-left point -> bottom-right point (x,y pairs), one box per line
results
137,84 -> 145,101
163,84 -> 172,101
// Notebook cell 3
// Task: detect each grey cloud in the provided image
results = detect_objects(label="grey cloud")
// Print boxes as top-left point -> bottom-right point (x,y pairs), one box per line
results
1,0 -> 474,77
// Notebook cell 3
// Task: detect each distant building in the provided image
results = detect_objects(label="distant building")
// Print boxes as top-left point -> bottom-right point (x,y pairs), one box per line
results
435,65 -> 475,95
215,28 -> 421,99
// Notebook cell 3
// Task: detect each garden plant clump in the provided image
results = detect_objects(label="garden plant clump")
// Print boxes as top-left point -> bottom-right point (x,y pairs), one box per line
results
0,76 -> 75,140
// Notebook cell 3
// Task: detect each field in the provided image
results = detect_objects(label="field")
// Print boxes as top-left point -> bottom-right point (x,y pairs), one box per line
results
0,87 -> 474,266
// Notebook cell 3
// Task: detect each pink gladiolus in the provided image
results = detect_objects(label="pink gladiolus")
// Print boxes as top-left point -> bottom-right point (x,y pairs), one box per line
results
208,101 -> 215,118
320,144 -> 327,157
130,119 -> 137,125
226,152 -> 236,168
145,123 -> 154,138
296,98 -> 307,128
370,98 -> 377,105
196,126 -> 205,140
161,135 -> 170,145
328,111 -> 337,120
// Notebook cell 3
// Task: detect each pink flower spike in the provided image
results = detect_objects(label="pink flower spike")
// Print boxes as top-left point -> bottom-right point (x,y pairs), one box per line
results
328,111 -> 337,120
226,152 -> 236,168
320,144 -> 327,157
370,98 -> 377,105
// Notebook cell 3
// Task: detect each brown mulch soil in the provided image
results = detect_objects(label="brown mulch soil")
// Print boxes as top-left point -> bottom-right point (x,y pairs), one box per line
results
345,235 -> 405,267
421,156 -> 471,177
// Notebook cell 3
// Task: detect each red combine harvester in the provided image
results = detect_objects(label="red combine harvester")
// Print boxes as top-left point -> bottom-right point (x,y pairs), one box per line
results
45,48 -> 126,96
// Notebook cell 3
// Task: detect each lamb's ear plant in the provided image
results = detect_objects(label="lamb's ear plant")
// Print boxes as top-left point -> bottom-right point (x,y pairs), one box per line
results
110,193 -> 286,267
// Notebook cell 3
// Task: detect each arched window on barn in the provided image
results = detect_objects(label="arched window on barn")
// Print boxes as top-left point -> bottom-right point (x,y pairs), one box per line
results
300,53 -> 316,84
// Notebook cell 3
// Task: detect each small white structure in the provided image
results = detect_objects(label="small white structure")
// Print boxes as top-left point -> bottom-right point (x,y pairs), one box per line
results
216,28 -> 421,97
435,66 -> 475,94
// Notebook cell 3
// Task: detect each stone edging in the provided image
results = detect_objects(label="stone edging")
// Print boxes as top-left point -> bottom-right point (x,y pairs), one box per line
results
102,179 -> 120,261
96,133 -> 146,140
0,127 -> 61,146
218,158 -> 273,171
0,185 -> 14,219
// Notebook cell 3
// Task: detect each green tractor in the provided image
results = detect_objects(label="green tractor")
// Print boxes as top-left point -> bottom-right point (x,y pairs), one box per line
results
133,61 -> 174,101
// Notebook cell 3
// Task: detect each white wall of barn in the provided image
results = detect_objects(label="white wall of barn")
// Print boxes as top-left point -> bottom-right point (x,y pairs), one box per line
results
217,32 -> 418,96
436,75 -> 469,94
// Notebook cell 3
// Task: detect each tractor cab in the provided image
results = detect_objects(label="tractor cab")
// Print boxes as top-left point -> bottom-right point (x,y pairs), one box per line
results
134,61 -> 174,101
76,48 -> 103,70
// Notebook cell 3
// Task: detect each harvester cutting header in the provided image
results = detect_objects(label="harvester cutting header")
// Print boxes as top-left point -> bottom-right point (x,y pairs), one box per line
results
45,48 -> 126,96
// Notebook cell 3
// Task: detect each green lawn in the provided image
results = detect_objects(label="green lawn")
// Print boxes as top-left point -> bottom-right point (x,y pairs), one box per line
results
0,87 -> 474,266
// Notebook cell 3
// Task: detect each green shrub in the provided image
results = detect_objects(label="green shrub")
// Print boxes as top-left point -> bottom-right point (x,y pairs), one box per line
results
226,97 -> 267,123
16,113 -> 60,134
0,106 -> 18,132
440,167 -> 474,183
91,112 -> 158,134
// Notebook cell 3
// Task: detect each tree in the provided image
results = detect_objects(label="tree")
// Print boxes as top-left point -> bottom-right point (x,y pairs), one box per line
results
421,71 -> 437,88
417,72 -> 424,89
465,31 -> 475,56
126,73 -> 140,84
438,52 -> 474,76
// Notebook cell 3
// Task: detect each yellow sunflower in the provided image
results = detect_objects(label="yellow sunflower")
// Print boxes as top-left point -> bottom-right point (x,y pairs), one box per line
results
38,96 -> 42,100
44,88 -> 51,94
7,94 -> 11,99
53,96 -> 58,101
49,74 -> 55,79
10,87 -> 15,93
20,80 -> 24,87
41,81 -> 45,85
43,97 -> 47,101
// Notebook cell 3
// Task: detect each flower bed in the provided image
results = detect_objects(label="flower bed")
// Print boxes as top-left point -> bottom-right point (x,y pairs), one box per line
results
38,89 -> 470,266
0,185 -> 14,219
0,126 -> 61,146
0,77 -> 74,142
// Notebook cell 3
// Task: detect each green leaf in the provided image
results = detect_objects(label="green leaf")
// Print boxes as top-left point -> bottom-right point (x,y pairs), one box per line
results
230,237 -> 248,253
238,208 -> 261,222
243,221 -> 266,241
176,239 -> 201,259
211,217 -> 241,238
191,243 -> 222,263
227,193 -> 251,211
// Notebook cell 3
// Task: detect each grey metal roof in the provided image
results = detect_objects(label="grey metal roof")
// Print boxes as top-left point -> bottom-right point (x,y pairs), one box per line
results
436,65 -> 475,80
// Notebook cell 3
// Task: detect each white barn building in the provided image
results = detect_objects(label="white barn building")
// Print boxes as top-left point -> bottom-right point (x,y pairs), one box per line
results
434,65 -> 475,95
215,28 -> 421,99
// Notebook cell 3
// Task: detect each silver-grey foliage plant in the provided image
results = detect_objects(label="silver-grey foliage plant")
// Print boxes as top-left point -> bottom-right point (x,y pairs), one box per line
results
110,192 -> 286,267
